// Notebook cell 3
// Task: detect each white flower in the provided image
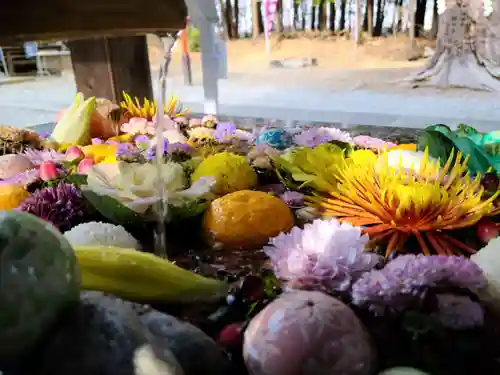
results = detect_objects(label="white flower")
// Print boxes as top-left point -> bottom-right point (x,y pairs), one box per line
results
381,150 -> 440,174
64,222 -> 141,249
471,237 -> 500,311
82,161 -> 215,213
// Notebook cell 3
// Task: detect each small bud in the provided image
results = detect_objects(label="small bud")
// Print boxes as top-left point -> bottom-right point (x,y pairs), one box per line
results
65,146 -> 85,162
77,157 -> 94,174
39,161 -> 59,181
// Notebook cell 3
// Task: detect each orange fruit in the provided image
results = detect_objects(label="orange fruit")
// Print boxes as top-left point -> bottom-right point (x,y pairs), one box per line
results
203,190 -> 294,250
0,185 -> 30,210
388,144 -> 417,152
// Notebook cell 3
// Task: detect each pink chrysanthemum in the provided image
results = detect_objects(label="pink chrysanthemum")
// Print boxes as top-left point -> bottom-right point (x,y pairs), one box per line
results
23,149 -> 65,166
263,219 -> 381,295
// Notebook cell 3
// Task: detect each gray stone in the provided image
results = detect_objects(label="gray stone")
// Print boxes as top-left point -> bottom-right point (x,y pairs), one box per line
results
29,292 -> 183,375
140,310 -> 230,375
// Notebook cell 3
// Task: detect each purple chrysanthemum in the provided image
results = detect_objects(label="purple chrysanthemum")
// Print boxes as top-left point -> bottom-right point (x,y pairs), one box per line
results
17,183 -> 90,232
351,254 -> 488,315
264,219 -> 381,295
433,294 -> 484,329
115,143 -> 143,163
146,138 -> 169,162
213,122 -> 237,143
293,127 -> 353,148
23,149 -> 65,166
0,168 -> 40,186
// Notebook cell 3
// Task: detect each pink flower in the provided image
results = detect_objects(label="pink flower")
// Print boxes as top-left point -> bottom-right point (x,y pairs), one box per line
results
202,115 -> 217,127
65,146 -> 85,162
120,117 -> 155,135
39,160 -> 59,181
353,135 -> 396,151
77,158 -> 94,174
23,149 -> 65,166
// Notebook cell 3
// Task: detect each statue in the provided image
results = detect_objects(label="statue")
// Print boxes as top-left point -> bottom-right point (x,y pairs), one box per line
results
410,0 -> 500,91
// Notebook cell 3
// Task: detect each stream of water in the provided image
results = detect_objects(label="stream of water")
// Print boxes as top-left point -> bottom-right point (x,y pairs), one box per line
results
153,33 -> 181,258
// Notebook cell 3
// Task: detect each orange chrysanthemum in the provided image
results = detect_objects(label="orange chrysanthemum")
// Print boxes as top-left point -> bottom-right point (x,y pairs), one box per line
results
306,149 -> 500,257
120,92 -> 190,120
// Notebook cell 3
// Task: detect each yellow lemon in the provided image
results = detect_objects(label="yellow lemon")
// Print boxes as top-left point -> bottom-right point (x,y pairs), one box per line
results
203,190 -> 294,250
0,185 -> 30,210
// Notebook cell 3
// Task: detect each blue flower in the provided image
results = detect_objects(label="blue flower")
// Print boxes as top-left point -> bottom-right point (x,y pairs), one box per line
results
256,129 -> 292,150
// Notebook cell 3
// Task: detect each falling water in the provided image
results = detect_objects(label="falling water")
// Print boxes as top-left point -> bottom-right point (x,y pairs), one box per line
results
153,32 -> 181,258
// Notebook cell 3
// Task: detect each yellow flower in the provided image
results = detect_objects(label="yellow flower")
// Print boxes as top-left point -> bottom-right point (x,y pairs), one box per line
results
120,92 -> 190,120
307,149 -> 499,256
81,144 -> 118,164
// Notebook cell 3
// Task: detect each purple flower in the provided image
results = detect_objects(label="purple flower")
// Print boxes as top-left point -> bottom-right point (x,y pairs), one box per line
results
279,191 -> 305,208
115,143 -> 143,162
433,294 -> 484,329
213,122 -> 237,143
263,219 -> 381,295
351,254 -> 488,315
91,138 -> 104,145
38,132 -> 51,138
0,169 -> 39,186
23,149 -> 65,166
134,135 -> 151,149
259,184 -> 286,195
17,183 -> 90,232
293,127 -> 353,148
146,138 -> 169,162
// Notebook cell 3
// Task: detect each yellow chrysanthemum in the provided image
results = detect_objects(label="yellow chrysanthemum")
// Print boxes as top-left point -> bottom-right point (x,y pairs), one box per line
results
120,92 -> 190,120
307,149 -> 500,256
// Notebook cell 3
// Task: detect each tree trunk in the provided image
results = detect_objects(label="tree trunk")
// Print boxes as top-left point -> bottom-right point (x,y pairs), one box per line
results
415,0 -> 427,37
367,0 -> 374,36
219,0 -> 230,39
430,0 -> 439,39
373,0 -> 385,36
311,4 -> 317,29
340,0 -> 347,30
318,0 -> 327,30
232,0 -> 240,39
363,1 -> 369,31
293,0 -> 300,30
329,1 -> 336,31
252,0 -> 260,38
301,1 -> 307,30
224,0 -> 234,39
258,1 -> 265,34
276,0 -> 284,34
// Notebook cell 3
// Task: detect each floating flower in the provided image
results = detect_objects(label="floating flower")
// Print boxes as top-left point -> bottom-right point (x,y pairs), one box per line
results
145,138 -> 169,162
120,117 -> 155,135
263,219 -> 381,295
353,135 -> 397,151
39,160 -> 60,181
307,149 -> 499,256
17,183 -> 89,231
213,122 -> 236,143
115,143 -> 143,163
76,158 -> 95,174
0,169 -> 39,187
202,114 -> 217,128
82,162 -> 214,213
351,254 -> 487,315
64,221 -> 141,249
293,127 -> 353,148
23,149 -> 65,166
120,93 -> 189,120
256,129 -> 293,150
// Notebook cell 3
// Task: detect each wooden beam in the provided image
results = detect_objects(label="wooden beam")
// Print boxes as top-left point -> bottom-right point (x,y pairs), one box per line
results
0,0 -> 186,44
68,36 -> 153,102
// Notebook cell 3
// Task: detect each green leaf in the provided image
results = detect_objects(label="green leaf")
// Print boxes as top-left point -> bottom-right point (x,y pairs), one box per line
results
425,124 -> 452,136
417,130 -> 455,165
64,174 -> 88,188
456,124 -> 484,145
451,136 -> 493,175
82,190 -> 147,230
167,199 -> 210,221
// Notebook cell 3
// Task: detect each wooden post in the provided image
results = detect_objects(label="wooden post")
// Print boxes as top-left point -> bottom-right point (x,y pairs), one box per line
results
68,36 -> 153,102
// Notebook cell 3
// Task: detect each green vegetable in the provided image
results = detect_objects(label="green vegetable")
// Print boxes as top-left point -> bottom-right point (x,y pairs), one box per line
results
418,124 -> 500,175
0,211 -> 80,362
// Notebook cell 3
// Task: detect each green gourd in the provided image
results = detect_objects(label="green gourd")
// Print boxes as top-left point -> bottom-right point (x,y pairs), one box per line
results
0,211 -> 80,363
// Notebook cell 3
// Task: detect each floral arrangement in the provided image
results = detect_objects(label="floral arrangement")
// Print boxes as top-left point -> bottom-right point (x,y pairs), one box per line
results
0,92 -> 499,375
